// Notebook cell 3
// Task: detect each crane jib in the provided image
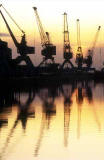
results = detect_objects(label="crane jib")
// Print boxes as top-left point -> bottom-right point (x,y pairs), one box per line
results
0,8 -> 35,55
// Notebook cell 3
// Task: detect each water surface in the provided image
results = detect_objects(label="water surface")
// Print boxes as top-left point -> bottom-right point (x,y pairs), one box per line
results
0,81 -> 104,160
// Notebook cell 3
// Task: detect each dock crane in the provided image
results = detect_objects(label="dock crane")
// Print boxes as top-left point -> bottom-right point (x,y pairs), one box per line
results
61,12 -> 74,69
76,19 -> 83,69
83,26 -> 101,68
0,5 -> 35,67
33,7 -> 56,67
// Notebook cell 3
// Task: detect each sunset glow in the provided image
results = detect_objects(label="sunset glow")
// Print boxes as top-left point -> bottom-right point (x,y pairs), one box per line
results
0,0 -> 104,67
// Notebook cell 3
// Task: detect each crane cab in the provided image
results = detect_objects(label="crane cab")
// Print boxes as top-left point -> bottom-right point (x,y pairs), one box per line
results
76,53 -> 83,68
64,52 -> 73,59
17,34 -> 35,55
83,55 -> 92,68
42,45 -> 56,57
17,45 -> 35,55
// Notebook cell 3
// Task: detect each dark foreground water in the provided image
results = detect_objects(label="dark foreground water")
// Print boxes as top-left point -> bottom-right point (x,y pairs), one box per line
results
0,80 -> 104,160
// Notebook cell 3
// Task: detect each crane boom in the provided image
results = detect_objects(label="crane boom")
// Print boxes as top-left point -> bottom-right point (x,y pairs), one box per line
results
89,26 -> 101,57
33,7 -> 49,47
0,5 -> 35,55
1,4 -> 24,34
83,26 -> 101,69
0,10 -> 19,49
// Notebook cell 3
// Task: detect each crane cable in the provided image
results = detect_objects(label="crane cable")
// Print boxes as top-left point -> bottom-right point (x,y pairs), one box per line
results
0,4 -> 25,34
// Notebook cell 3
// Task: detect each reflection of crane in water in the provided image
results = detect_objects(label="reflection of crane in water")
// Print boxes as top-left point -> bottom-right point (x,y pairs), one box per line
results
92,105 -> 101,131
0,111 -> 8,132
0,90 -> 35,159
43,97 -> 56,129
85,84 -> 93,103
0,119 -> 8,129
76,87 -> 83,139
76,82 -> 93,139
13,90 -> 35,130
34,86 -> 57,156
60,84 -> 75,147
34,108 -> 46,157
38,86 -> 57,128
84,82 -> 101,131
76,82 -> 101,138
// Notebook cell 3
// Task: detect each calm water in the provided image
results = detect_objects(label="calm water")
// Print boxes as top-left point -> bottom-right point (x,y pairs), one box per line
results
0,81 -> 104,160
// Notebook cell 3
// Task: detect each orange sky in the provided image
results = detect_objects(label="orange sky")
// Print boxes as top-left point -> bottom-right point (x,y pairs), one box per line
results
0,0 -> 104,68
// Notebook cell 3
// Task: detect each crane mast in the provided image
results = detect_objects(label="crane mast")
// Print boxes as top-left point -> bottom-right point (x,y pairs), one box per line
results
61,13 -> 74,69
76,19 -> 83,69
63,13 -> 73,60
77,19 -> 82,53
33,7 -> 48,47
33,7 -> 56,66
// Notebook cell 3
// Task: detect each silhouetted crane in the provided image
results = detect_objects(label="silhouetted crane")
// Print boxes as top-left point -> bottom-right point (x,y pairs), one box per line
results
61,12 -> 74,69
83,26 -> 101,69
0,5 -> 35,67
33,7 -> 56,66
76,19 -> 83,69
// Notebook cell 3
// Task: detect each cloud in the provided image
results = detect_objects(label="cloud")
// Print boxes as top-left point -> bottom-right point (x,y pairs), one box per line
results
0,33 -> 10,37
